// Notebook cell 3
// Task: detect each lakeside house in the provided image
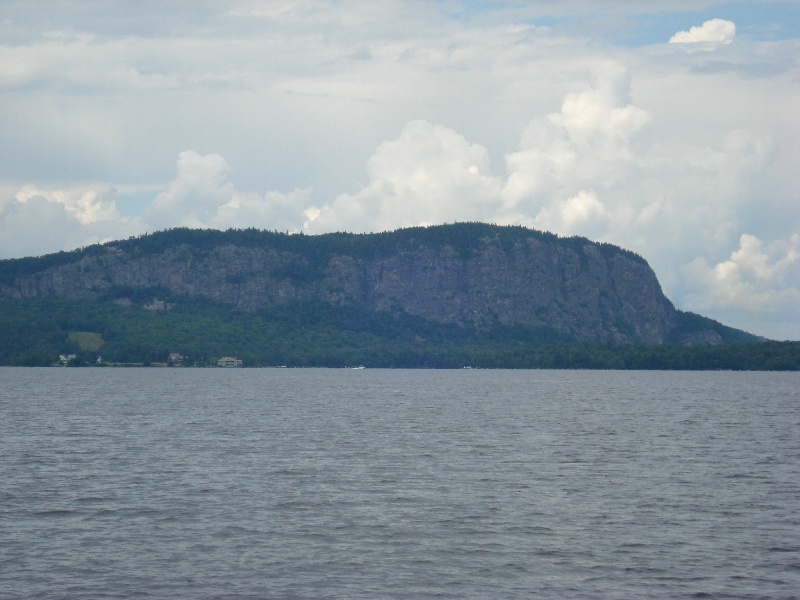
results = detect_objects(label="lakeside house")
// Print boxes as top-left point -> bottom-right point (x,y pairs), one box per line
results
217,356 -> 243,368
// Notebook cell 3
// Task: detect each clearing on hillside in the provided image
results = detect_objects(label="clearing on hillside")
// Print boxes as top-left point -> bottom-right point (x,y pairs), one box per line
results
68,331 -> 104,352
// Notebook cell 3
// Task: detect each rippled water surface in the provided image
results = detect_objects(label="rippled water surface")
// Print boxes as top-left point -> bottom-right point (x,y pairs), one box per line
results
1,368 -> 798,598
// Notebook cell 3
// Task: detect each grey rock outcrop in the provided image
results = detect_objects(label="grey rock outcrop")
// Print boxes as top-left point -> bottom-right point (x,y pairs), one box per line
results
0,224 -> 734,344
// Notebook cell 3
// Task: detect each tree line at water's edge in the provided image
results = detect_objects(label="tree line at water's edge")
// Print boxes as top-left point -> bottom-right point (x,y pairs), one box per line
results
1,297 -> 797,370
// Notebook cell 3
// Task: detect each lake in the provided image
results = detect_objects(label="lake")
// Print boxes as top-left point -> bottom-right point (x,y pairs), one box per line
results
1,368 -> 798,598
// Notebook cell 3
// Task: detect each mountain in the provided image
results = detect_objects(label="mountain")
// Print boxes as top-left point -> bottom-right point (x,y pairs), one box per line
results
0,223 -> 757,349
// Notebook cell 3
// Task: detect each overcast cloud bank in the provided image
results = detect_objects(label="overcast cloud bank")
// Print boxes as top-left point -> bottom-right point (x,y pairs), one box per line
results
1,1 -> 798,339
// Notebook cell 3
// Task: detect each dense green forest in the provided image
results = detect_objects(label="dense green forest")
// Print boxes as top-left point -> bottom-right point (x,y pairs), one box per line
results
1,297 -> 797,370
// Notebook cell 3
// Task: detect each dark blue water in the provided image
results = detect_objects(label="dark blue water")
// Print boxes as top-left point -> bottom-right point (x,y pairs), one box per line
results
1,368 -> 798,598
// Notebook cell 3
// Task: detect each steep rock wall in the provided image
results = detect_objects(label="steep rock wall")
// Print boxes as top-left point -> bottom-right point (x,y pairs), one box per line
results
0,227 -> 684,344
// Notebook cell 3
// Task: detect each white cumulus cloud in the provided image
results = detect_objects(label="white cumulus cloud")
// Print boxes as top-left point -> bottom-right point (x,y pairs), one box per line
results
307,120 -> 503,233
681,234 -> 800,337
14,185 -> 122,225
215,188 -> 315,233
669,19 -> 736,45
534,190 -> 611,238
502,63 -> 650,232
142,150 -> 316,233
142,151 -> 235,230
0,187 -> 132,258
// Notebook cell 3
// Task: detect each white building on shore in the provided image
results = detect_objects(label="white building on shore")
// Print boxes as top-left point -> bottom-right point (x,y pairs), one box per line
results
216,356 -> 243,368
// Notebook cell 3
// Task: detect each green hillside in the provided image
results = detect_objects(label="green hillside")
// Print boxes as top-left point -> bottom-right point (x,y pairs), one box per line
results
1,296 -> 797,369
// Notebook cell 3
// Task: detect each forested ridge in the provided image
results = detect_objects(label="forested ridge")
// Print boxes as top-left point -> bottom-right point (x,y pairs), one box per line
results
0,223 -> 647,283
1,224 -> 796,370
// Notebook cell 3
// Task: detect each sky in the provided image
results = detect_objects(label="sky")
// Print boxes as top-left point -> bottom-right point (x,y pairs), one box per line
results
1,1 -> 798,340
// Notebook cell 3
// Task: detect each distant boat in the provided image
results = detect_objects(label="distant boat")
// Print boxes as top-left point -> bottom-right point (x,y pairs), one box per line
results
351,366 -> 365,370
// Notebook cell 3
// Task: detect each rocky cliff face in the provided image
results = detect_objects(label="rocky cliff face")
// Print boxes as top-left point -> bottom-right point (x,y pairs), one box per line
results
0,224 -> 721,344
